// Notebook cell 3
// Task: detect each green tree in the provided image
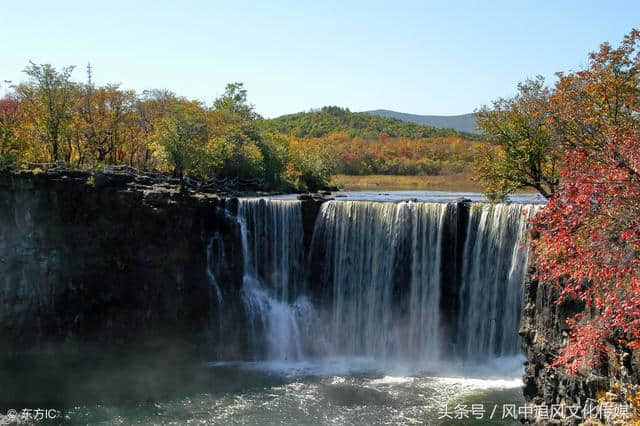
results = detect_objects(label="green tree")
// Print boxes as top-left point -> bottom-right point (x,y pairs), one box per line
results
474,76 -> 560,200
154,100 -> 208,179
213,82 -> 256,119
257,132 -> 289,187
209,83 -> 275,183
210,131 -> 264,180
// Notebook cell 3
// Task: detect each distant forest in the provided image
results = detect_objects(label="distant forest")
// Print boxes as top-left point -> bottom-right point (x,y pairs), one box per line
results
0,70 -> 487,191
261,106 -> 485,177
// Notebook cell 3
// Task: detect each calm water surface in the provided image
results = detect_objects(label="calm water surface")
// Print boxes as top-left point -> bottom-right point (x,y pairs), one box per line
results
272,190 -> 545,204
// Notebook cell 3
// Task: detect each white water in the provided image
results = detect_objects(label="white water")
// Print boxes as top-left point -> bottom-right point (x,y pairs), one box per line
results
457,203 -> 540,359
310,201 -> 447,362
238,199 -> 313,361
206,233 -> 224,304
236,198 -> 537,368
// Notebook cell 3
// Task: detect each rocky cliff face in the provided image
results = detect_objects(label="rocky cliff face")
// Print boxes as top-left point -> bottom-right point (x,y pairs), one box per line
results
0,171 -> 250,361
520,267 -> 640,422
520,273 -> 606,408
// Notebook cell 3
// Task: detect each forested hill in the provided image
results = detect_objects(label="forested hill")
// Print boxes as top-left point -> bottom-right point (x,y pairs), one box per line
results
363,110 -> 478,134
262,106 -> 476,139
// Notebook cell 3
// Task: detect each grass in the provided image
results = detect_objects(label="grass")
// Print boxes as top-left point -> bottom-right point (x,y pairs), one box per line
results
330,173 -> 486,192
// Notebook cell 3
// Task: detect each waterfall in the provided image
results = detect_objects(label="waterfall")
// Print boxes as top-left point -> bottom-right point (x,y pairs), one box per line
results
237,198 -> 309,361
206,233 -> 224,304
456,203 -> 539,359
310,201 -> 448,362
227,197 -> 538,365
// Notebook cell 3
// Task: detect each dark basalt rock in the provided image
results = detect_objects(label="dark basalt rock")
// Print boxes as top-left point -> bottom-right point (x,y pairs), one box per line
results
438,201 -> 470,353
520,262 -> 640,423
93,171 -> 136,188
452,196 -> 472,203
0,171 -> 247,363
300,197 -> 326,252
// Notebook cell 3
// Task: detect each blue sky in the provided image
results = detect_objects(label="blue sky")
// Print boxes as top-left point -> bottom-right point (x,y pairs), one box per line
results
1,1 -> 639,117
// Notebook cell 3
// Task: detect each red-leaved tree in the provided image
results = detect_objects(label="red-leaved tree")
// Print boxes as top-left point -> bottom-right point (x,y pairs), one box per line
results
532,136 -> 640,374
0,96 -> 21,165
531,30 -> 640,375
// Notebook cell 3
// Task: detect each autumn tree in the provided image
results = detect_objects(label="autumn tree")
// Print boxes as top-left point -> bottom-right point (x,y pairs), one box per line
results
285,134 -> 336,191
475,76 -> 561,200
550,29 -> 640,156
2,65 -> 343,191
15,63 -> 76,163
132,89 -> 178,169
532,30 -> 640,377
0,96 -> 21,170
76,65 -> 136,165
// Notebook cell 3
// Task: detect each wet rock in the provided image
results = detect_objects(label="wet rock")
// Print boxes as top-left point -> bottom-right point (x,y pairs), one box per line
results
453,197 -> 472,203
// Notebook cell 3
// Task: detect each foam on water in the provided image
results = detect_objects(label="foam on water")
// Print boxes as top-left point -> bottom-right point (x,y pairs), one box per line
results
64,362 -> 525,425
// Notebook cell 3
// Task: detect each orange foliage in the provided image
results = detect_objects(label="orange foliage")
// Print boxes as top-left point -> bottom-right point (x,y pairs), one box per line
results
296,131 -> 486,176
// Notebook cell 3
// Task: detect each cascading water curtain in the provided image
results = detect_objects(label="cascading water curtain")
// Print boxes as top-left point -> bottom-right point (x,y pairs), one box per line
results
310,200 -> 448,362
456,203 -> 540,360
238,198 -> 304,301
232,198 -> 538,365
237,198 -> 309,361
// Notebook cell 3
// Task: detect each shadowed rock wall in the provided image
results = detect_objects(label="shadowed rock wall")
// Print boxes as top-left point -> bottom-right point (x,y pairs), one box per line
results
0,171 -> 247,360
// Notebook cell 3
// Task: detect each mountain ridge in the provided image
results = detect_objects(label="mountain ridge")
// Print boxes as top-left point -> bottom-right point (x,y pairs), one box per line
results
262,106 -> 475,139
363,109 -> 478,134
